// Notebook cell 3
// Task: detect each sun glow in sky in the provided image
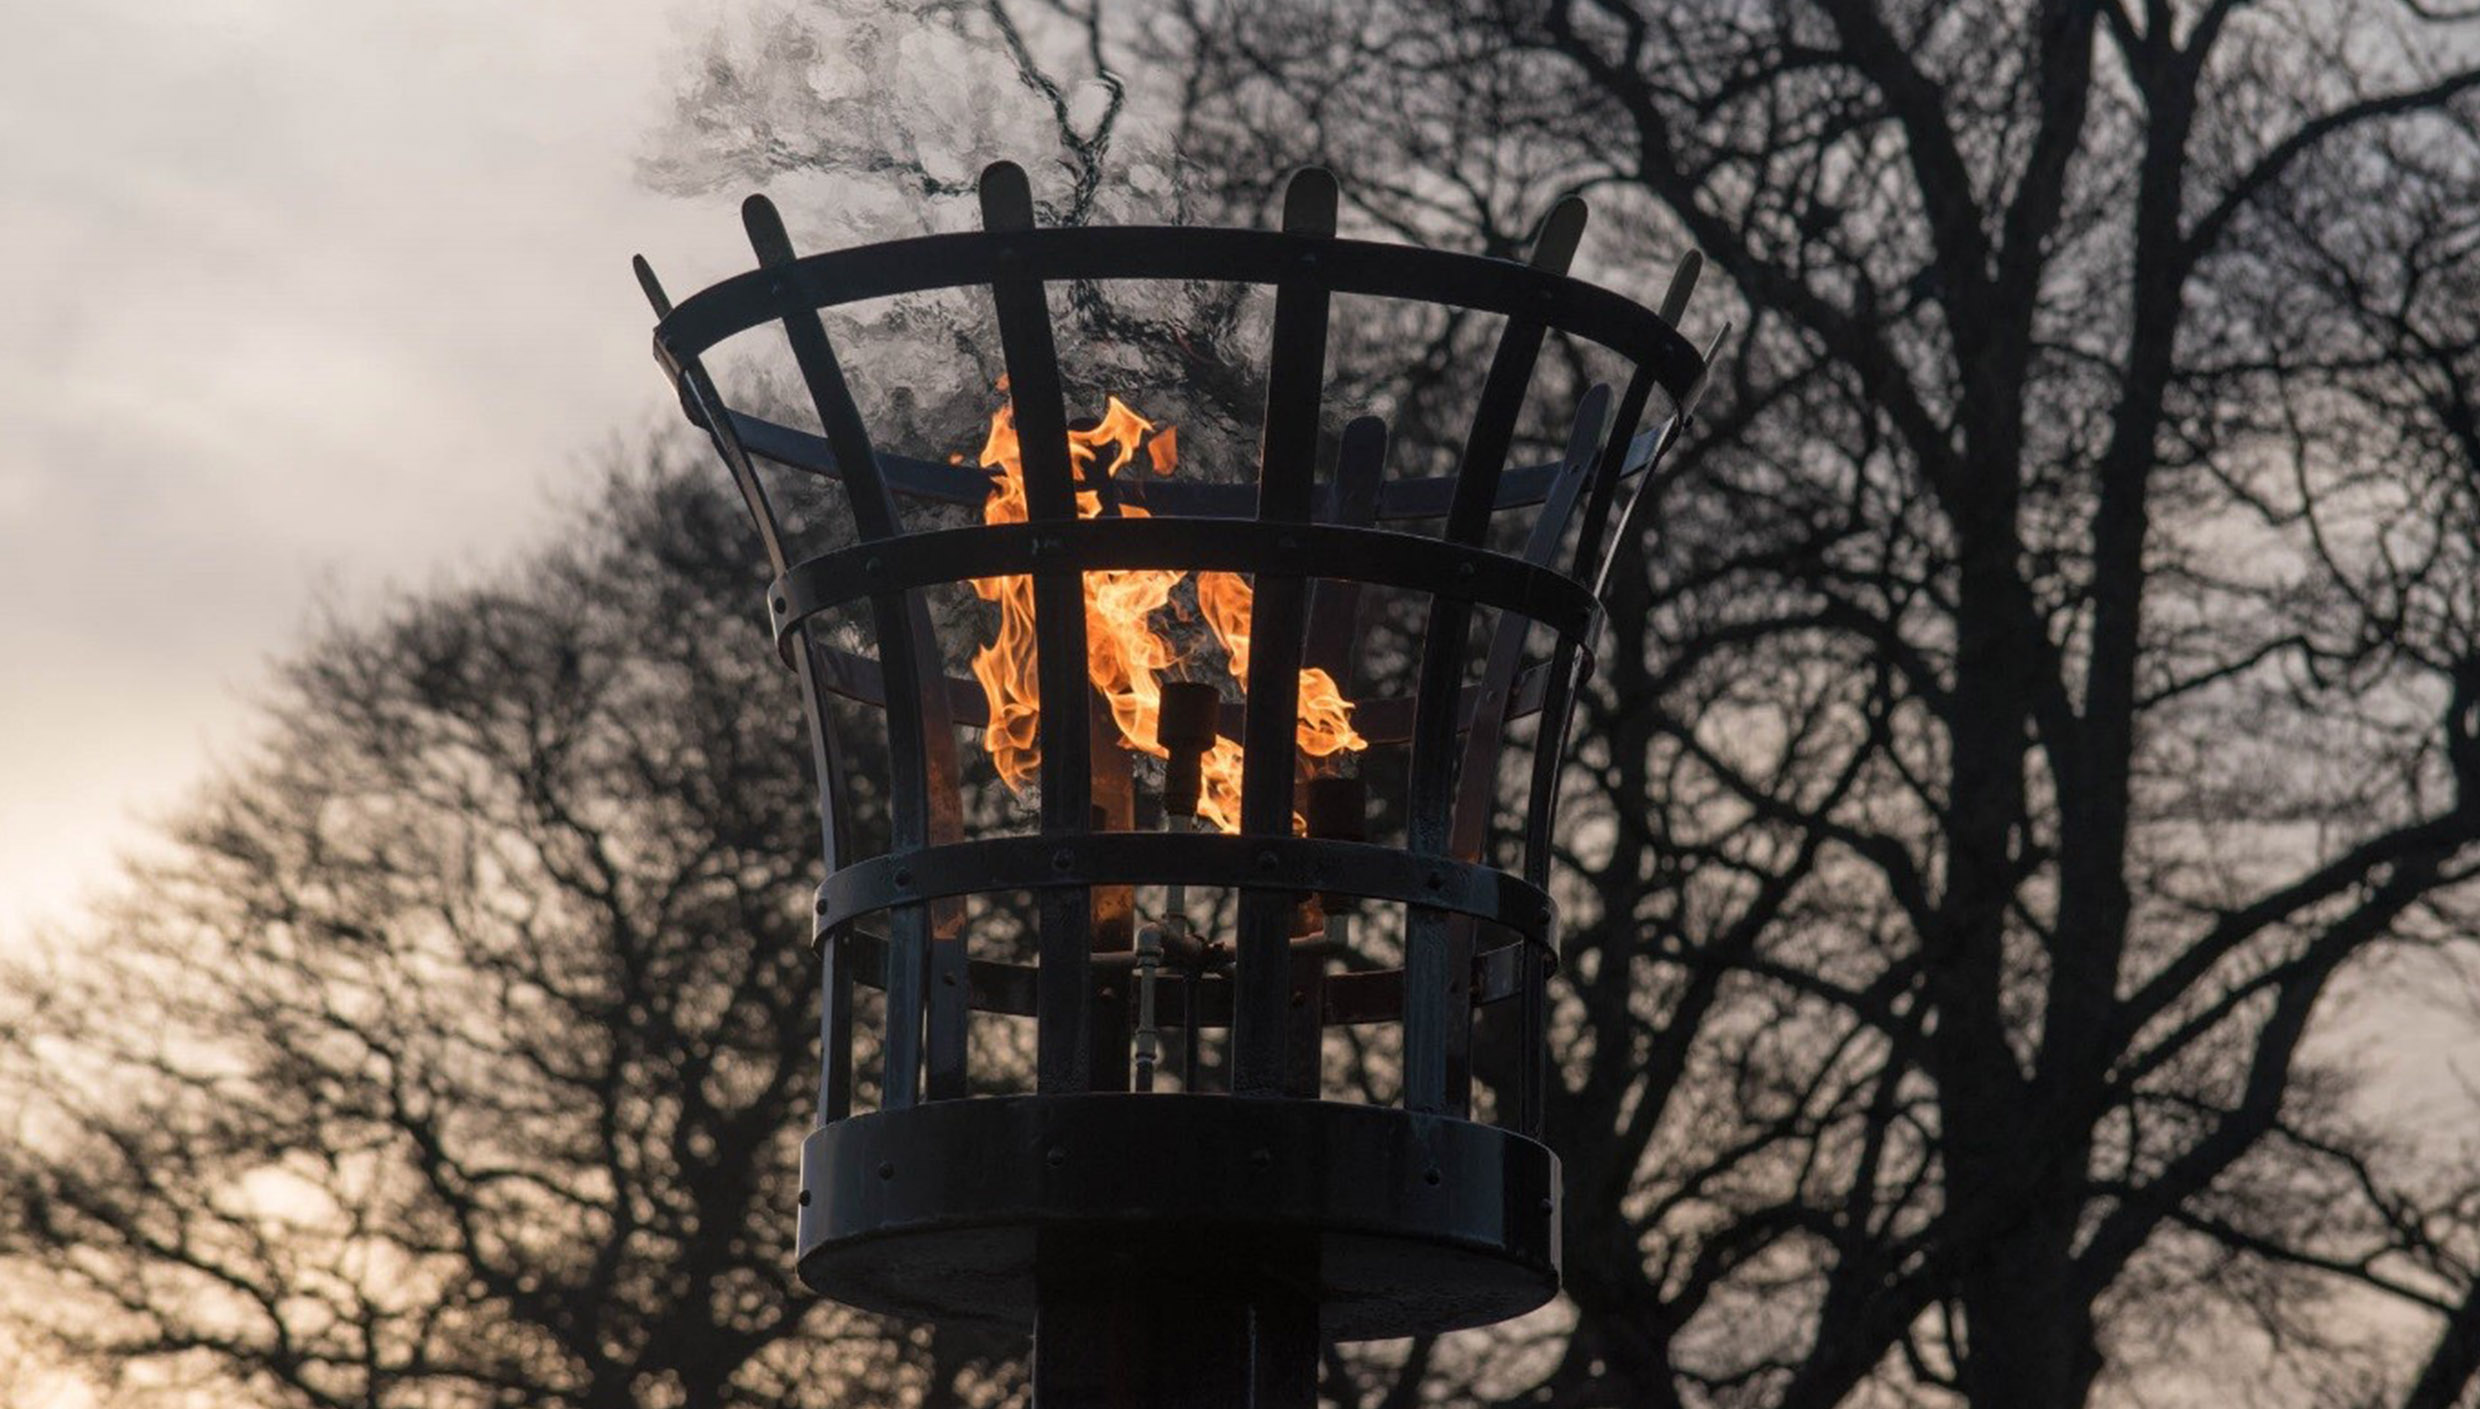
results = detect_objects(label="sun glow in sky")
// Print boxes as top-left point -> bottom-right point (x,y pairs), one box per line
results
0,0 -> 754,942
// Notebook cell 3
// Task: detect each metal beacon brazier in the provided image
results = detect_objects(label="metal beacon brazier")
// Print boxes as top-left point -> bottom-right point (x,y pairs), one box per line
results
635,161 -> 1714,1407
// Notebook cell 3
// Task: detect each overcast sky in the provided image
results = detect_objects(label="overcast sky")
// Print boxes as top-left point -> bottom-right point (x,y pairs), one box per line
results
0,0 -> 766,940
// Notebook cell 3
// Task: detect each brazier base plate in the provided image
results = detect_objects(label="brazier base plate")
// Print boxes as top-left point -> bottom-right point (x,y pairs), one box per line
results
795,1093 -> 1560,1341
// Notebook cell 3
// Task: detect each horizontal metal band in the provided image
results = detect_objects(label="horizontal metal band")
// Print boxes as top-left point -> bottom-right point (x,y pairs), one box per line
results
726,406 -> 1671,520
796,1094 -> 1560,1340
801,639 -> 1556,745
768,518 -> 1603,656
835,928 -> 1537,1023
658,226 -> 1704,402
816,834 -> 1553,944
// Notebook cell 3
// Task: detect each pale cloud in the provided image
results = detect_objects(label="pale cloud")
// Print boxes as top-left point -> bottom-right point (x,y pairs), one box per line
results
0,0 -> 760,936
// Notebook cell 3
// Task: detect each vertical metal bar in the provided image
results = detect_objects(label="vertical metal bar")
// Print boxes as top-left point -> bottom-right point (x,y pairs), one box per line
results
1302,415 -> 1388,682
1401,196 -> 1585,1115
1439,385 -> 1609,1116
742,196 -> 966,1110
1513,646 -> 1586,1140
651,248 -> 916,1120
1088,717 -> 1136,1091
1565,367 -> 1658,589
639,257 -> 790,580
1180,959 -> 1202,1092
817,930 -> 856,1122
1298,413 -> 1382,1093
1085,432 -> 1140,1092
801,639 -> 859,1123
921,928 -> 971,1102
1547,368 -> 1660,887
1562,251 -> 1696,592
1511,324 -> 1724,1136
1232,168 -> 1337,1099
1449,385 -> 1611,866
1589,325 -> 1728,604
979,161 -> 1098,1094
1295,413 -> 1383,1099
656,239 -> 870,1121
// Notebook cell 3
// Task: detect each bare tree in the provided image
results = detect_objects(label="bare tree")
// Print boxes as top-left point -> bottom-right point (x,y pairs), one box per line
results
1134,3 -> 2480,1406
0,452 -> 1019,1408
655,0 -> 2480,1403
13,0 -> 2480,1406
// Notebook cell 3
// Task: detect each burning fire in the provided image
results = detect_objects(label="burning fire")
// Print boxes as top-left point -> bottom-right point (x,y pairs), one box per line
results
967,388 -> 1365,832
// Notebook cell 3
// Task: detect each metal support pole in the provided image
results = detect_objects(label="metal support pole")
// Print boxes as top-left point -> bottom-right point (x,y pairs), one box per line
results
1033,1230 -> 1319,1408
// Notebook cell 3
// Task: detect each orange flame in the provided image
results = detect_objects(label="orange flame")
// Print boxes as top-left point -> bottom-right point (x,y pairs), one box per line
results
968,391 -> 1365,832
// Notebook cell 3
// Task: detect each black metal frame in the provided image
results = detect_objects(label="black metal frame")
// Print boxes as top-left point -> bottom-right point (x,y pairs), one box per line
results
637,162 -> 1713,1385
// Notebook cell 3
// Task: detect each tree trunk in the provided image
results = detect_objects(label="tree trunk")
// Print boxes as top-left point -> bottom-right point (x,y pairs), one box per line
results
1957,1210 -> 2102,1409
2402,1279 -> 2480,1409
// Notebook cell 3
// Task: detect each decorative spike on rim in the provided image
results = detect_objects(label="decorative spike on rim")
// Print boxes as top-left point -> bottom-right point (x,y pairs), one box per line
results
1531,196 -> 1589,273
632,254 -> 674,319
979,160 -> 1036,231
1282,166 -> 1339,234
1660,248 -> 1704,325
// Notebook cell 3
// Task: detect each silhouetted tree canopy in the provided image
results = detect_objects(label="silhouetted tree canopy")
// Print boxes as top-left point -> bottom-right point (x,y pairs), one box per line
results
656,1 -> 2480,1405
0,454 -> 1016,1407
8,2 -> 2480,1407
